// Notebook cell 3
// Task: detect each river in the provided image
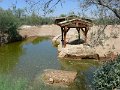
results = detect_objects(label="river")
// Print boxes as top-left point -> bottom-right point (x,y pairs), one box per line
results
0,37 -> 100,90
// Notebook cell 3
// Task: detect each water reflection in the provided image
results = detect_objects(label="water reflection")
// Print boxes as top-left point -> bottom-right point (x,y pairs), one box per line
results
0,37 -> 101,90
0,37 -> 49,74
59,59 -> 100,71
0,42 -> 23,73
59,59 -> 100,90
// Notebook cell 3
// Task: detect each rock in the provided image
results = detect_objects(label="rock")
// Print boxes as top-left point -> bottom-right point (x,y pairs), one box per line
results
49,78 -> 54,84
42,69 -> 77,86
58,44 -> 99,60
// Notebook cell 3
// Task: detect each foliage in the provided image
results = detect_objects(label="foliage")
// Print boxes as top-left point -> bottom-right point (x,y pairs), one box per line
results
93,55 -> 120,90
60,14 -> 66,17
0,8 -> 22,44
0,8 -> 20,33
0,7 -> 54,44
18,11 -> 54,25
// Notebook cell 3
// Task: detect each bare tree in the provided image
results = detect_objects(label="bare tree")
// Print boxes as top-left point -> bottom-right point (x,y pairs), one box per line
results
79,0 -> 120,19
25,0 -> 120,19
25,0 -> 62,16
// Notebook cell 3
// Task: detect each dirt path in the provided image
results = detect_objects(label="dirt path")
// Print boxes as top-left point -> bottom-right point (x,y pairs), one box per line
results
19,24 -> 61,38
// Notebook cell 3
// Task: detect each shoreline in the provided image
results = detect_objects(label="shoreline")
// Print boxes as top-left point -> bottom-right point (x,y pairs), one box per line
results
1,24 -> 120,61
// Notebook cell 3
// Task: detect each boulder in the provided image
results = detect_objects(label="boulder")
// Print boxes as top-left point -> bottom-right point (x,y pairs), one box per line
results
58,44 -> 99,60
42,69 -> 77,87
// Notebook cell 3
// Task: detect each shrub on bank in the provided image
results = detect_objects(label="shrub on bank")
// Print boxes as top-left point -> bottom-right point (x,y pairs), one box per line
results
0,9 -> 22,44
93,55 -> 120,90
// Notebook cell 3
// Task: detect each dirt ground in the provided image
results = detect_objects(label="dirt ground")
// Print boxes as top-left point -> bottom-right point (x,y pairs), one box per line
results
19,24 -> 61,37
88,25 -> 120,59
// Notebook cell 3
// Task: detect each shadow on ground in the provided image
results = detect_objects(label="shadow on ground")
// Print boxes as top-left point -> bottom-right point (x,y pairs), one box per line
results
68,39 -> 85,45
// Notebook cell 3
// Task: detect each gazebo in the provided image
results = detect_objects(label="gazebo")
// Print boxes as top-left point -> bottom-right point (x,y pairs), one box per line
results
55,16 -> 93,47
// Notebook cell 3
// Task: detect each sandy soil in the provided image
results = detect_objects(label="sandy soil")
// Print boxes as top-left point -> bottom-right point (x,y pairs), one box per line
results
19,24 -> 61,37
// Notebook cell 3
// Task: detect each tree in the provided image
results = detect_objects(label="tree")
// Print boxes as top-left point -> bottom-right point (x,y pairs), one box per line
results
0,8 -> 22,44
25,0 -> 120,19
79,0 -> 120,19
59,14 -> 66,17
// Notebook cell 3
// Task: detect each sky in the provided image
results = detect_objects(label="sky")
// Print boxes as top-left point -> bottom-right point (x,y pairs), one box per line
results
0,0 -> 93,17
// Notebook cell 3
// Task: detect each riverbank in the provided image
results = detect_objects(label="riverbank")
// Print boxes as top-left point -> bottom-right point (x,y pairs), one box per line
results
18,24 -> 120,61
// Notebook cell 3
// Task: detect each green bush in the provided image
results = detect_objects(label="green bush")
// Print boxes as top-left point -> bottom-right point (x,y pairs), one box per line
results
0,9 -> 20,32
25,16 -> 54,25
93,55 -> 120,90
0,8 -> 22,44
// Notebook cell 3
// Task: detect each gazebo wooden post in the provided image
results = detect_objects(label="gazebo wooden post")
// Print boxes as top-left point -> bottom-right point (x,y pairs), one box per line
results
76,28 -> 80,44
61,27 -> 64,47
63,27 -> 70,47
81,27 -> 88,43
84,27 -> 89,43
63,30 -> 67,47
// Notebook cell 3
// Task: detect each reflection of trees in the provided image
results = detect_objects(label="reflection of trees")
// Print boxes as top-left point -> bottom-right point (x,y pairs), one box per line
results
0,37 -> 49,74
0,42 -> 23,73
59,59 -> 100,71
59,59 -> 100,90
21,37 -> 49,45
31,37 -> 49,45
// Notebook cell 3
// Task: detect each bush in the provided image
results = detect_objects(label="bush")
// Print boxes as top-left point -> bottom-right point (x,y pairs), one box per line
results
0,9 -> 20,32
0,8 -> 22,44
93,55 -> 120,90
25,16 -> 54,25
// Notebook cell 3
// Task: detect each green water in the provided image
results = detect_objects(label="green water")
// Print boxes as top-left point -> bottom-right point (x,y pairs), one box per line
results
0,37 -> 100,90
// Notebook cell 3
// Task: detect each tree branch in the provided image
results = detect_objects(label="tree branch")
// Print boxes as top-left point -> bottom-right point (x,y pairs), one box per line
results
96,0 -> 120,19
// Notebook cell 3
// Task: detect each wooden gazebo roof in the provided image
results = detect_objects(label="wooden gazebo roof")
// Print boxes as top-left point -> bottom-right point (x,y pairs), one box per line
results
55,16 -> 93,47
56,18 -> 93,28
